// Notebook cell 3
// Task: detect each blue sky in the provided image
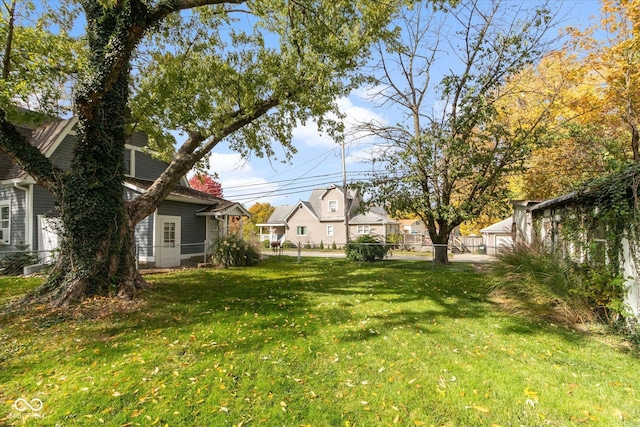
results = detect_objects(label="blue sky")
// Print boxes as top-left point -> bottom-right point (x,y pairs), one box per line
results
208,0 -> 605,208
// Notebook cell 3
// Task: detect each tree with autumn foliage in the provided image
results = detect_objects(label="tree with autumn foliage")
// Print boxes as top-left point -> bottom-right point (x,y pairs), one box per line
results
244,202 -> 275,240
567,0 -> 640,162
188,174 -> 223,198
502,48 -> 628,200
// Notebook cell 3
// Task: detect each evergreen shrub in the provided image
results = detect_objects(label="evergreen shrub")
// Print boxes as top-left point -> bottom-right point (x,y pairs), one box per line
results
345,234 -> 389,262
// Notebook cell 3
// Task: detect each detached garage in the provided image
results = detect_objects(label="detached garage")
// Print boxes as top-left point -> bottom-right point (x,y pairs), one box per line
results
480,218 -> 513,255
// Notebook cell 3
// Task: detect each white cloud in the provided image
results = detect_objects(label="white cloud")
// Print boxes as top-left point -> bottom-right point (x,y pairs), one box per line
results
292,94 -> 388,149
204,152 -> 288,207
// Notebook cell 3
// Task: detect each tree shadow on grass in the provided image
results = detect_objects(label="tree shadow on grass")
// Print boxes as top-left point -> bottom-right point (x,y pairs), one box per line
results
0,256 -> 610,364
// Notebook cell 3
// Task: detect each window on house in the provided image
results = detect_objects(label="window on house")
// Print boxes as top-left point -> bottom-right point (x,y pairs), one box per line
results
357,225 -> 370,235
0,203 -> 9,245
328,200 -> 338,212
327,225 -> 334,236
163,222 -> 176,247
296,226 -> 307,236
123,148 -> 134,176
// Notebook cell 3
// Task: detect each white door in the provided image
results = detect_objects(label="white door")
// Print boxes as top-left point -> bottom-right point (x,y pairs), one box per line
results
38,216 -> 61,264
155,215 -> 181,268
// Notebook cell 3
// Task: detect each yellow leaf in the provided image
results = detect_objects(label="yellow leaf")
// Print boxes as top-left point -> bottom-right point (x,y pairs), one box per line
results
473,406 -> 490,413
414,421 -> 425,426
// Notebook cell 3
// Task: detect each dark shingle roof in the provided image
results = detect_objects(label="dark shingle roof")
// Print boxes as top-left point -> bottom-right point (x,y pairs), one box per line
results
124,177 -> 238,211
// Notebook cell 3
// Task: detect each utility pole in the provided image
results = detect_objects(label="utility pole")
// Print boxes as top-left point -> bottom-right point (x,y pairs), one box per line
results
342,139 -> 349,244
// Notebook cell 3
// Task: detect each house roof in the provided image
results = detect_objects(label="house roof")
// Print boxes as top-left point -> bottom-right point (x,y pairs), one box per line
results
480,218 -> 512,234
350,211 -> 398,225
260,205 -> 294,225
0,121 -> 61,181
263,184 -> 397,226
285,201 -> 319,222
1,116 -> 79,182
124,177 -> 250,216
528,192 -> 577,212
528,163 -> 640,213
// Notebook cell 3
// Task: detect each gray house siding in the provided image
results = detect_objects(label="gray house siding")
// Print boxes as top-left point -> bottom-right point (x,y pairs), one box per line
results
129,132 -> 148,148
158,200 -> 207,255
135,151 -> 170,181
134,215 -> 154,258
48,134 -> 76,170
124,188 -> 155,258
0,185 -> 26,250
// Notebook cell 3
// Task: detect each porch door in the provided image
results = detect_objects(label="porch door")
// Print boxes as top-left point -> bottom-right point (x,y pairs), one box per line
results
155,215 -> 181,268
38,216 -> 61,264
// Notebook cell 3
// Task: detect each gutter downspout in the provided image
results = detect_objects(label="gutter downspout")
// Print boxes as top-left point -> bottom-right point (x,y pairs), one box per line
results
14,182 -> 32,249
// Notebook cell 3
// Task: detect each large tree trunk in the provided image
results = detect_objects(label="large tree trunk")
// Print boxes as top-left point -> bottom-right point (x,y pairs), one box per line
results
22,2 -> 151,308
428,220 -> 451,264
30,66 -> 150,307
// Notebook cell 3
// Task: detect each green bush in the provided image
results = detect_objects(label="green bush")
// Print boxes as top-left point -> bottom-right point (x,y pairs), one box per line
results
282,240 -> 297,249
210,236 -> 261,268
0,244 -> 41,276
386,233 -> 402,246
262,239 -> 271,249
331,241 -> 337,250
319,240 -> 324,249
345,234 -> 390,262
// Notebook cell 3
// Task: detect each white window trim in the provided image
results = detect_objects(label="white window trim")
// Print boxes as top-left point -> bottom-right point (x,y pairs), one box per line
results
0,201 -> 10,245
296,226 -> 307,236
327,225 -> 334,236
124,145 -> 136,177
328,200 -> 338,212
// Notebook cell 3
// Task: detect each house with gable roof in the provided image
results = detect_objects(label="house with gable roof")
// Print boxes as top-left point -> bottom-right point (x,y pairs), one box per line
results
257,184 -> 399,246
0,112 -> 250,268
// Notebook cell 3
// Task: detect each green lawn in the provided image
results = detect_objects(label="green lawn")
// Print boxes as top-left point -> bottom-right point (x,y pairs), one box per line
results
1,257 -> 639,426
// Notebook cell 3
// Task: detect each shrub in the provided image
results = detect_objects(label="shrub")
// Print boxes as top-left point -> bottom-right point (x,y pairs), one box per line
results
489,240 -> 628,325
304,242 -> 312,249
209,236 -> 261,268
345,234 -> 389,262
282,240 -> 297,249
0,244 -> 41,276
319,240 -> 324,249
386,233 -> 402,247
262,239 -> 271,249
331,241 -> 337,250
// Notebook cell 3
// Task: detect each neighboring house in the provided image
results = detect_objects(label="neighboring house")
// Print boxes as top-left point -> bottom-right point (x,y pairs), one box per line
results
257,184 -> 399,246
398,218 -> 426,234
480,218 -> 513,255
0,113 -> 249,268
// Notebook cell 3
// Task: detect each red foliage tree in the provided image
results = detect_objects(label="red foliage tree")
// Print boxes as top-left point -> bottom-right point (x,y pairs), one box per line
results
189,174 -> 223,198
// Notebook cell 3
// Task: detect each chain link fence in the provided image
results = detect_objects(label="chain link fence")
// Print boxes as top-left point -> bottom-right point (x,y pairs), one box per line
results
2,239 -> 498,276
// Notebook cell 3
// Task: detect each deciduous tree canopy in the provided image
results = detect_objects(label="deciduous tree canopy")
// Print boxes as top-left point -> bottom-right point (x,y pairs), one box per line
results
0,0 -> 405,306
360,0 -> 560,263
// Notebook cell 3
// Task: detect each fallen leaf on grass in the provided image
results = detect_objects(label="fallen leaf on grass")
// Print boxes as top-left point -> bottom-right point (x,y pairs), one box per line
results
465,405 -> 490,413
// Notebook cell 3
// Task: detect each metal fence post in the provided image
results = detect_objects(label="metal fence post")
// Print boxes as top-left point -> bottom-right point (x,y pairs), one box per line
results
203,240 -> 207,264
